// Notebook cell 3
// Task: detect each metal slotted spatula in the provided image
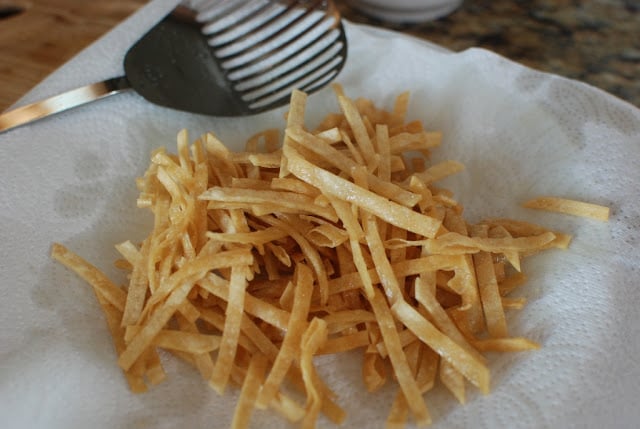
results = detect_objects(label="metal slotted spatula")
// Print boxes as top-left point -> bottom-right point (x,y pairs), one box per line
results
0,0 -> 347,134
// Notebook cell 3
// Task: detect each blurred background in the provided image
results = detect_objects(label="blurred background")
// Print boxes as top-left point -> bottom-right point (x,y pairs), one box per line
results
0,0 -> 638,110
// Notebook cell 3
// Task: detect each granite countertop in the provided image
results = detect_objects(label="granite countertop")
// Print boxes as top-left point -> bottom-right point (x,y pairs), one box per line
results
338,0 -> 640,107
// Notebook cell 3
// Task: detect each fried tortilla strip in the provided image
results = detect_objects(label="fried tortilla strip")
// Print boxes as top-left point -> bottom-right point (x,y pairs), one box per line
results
362,352 -> 386,393
51,243 -> 126,311
440,360 -> 466,404
200,187 -> 338,222
210,265 -> 251,394
386,389 -> 409,429
125,326 -> 221,354
285,126 -> 421,207
231,354 -> 269,429
280,89 -> 307,178
256,264 -> 314,409
284,144 -> 441,238
471,225 -> 508,339
198,274 -> 290,330
317,330 -> 370,355
94,287 -> 148,393
118,280 -> 195,371
338,95 -> 377,168
369,290 -> 431,426
473,337 -> 540,352
328,254 -> 467,295
523,196 -> 610,221
329,196 -> 375,299
120,238 -> 151,326
300,317 -> 329,429
391,299 -> 490,394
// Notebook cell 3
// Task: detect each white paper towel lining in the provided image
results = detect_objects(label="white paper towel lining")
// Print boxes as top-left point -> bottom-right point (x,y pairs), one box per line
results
1,0 -> 639,428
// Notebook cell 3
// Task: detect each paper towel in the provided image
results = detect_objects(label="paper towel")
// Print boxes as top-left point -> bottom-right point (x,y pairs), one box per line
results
1,0 -> 639,428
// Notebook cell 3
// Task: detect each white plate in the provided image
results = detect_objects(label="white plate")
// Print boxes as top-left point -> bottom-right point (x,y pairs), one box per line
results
2,0 -> 639,428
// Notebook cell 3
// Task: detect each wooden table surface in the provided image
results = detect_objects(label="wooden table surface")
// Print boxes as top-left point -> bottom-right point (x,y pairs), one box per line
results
0,0 -> 147,111
1,1 -> 638,111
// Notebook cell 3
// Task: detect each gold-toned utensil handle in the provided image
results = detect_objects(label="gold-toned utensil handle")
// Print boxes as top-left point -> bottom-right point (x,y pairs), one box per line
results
0,77 -> 131,134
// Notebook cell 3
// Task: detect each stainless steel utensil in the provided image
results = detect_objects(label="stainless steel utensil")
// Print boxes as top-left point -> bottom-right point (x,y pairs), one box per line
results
0,0 -> 347,134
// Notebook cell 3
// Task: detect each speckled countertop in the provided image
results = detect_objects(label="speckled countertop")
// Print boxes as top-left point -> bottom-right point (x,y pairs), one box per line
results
338,0 -> 640,107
